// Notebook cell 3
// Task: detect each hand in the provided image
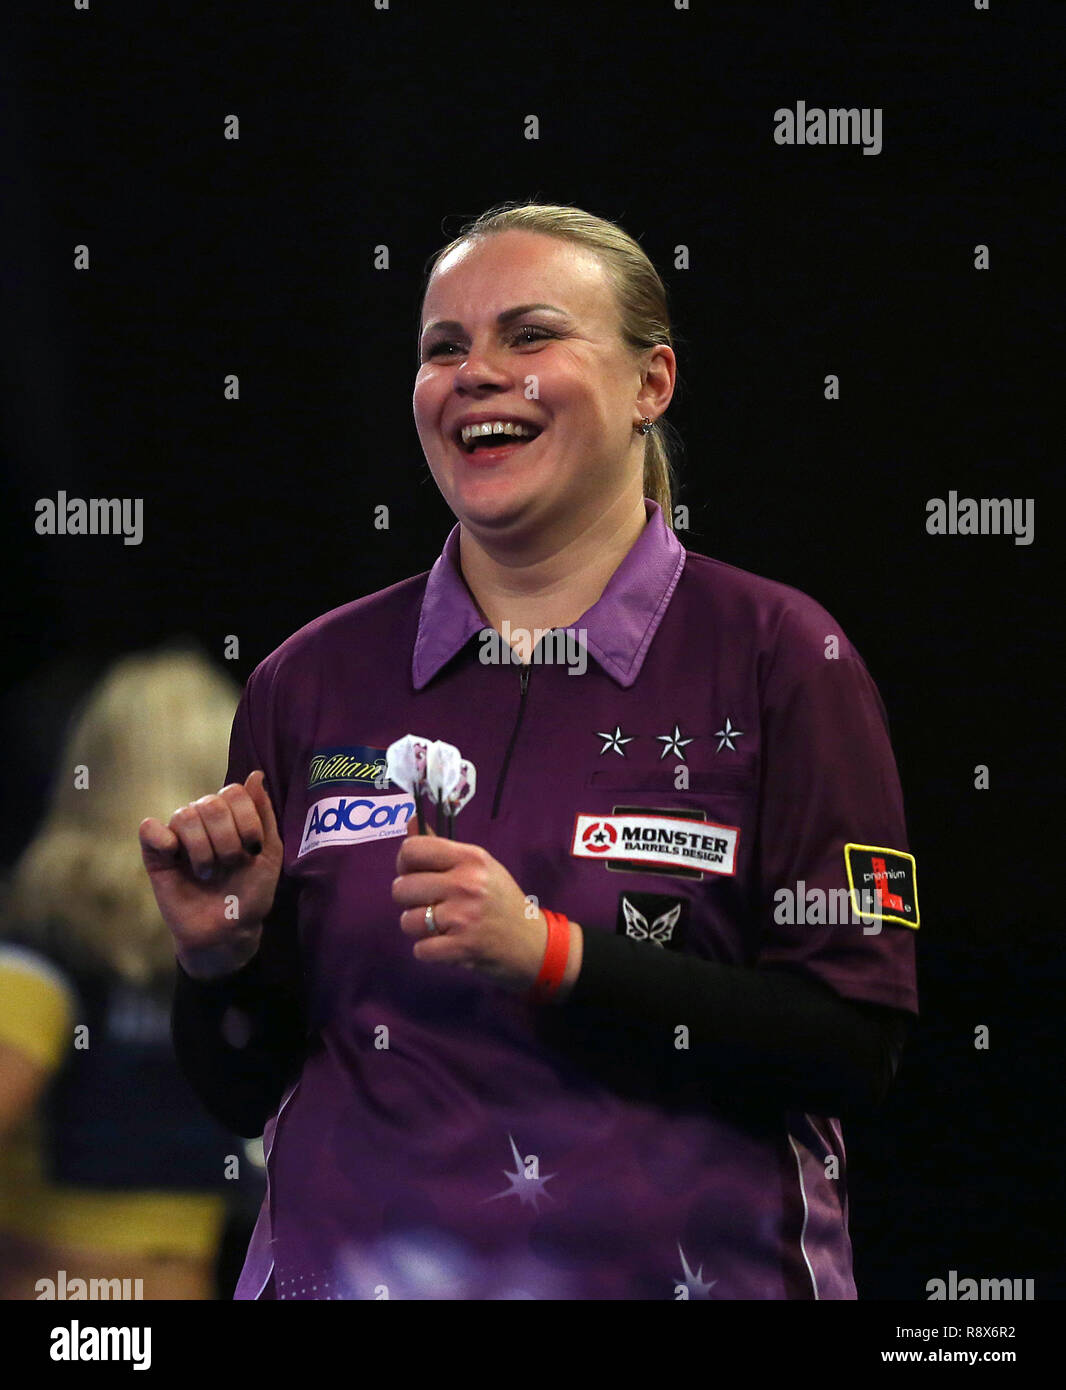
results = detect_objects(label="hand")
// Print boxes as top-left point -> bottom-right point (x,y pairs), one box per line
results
138,770 -> 284,979
392,816 -> 574,997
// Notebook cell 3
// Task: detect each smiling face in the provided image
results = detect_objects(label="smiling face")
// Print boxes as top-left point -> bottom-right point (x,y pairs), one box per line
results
413,229 -> 654,541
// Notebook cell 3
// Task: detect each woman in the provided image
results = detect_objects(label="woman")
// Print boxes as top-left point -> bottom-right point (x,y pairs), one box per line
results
140,201 -> 918,1300
0,647 -> 261,1300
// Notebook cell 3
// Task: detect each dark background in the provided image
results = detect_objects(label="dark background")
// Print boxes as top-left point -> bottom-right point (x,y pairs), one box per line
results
2,1 -> 1061,1299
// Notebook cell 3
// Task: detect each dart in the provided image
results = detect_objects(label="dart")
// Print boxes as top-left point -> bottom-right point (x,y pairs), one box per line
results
444,759 -> 477,839
388,737 -> 478,837
426,740 -> 462,839
385,734 -> 432,833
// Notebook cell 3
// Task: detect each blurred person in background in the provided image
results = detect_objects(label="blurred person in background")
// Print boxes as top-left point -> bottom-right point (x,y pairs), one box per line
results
0,647 -> 264,1300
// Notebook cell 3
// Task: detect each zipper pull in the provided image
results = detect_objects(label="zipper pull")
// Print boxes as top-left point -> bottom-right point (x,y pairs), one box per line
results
520,664 -> 530,695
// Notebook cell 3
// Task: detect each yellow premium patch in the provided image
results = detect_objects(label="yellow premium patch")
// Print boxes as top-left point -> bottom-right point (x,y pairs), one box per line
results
844,843 -> 919,929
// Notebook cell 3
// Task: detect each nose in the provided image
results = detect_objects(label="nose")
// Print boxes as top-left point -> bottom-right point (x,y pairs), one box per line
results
453,338 -> 512,391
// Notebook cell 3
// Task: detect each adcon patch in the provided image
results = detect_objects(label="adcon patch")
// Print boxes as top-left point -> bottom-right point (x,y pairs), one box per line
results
844,844 -> 919,929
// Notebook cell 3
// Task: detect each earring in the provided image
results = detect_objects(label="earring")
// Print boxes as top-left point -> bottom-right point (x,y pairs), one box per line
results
637,417 -> 652,435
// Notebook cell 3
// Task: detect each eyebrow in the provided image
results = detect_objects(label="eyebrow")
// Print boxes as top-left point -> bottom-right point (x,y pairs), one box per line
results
421,303 -> 569,338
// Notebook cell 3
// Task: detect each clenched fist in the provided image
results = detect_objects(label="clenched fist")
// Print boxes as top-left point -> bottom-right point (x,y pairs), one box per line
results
138,770 -> 283,980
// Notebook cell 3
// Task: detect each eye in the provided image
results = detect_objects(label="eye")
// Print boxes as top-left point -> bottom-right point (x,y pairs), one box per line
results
512,326 -> 555,346
422,326 -> 556,361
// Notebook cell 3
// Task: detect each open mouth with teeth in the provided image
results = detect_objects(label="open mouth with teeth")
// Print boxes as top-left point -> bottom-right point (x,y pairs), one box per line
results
456,421 -> 543,455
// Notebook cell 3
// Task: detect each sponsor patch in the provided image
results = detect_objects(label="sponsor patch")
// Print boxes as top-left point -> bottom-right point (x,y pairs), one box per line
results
844,843 -> 919,929
308,745 -> 389,790
298,793 -> 415,858
572,809 -> 739,876
602,804 -> 707,879
616,892 -> 688,949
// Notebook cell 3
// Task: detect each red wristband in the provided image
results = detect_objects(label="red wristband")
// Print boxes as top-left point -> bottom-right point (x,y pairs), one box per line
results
528,909 -> 571,1004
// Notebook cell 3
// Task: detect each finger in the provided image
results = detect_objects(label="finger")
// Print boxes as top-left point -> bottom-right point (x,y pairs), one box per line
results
244,770 -> 281,850
404,813 -> 436,838
398,904 -> 448,938
138,816 -> 182,871
167,804 -> 222,880
192,793 -> 252,870
391,869 -> 454,909
412,935 -> 471,968
395,831 -> 459,876
218,783 -> 267,855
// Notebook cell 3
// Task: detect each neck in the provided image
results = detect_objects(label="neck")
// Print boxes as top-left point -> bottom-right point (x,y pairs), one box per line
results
457,489 -> 650,639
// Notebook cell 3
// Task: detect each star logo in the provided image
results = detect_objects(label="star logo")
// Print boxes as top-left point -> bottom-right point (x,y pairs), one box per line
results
581,820 -> 618,853
714,716 -> 744,753
596,725 -> 634,756
675,1242 -> 717,1299
480,1133 -> 556,1213
656,723 -> 694,760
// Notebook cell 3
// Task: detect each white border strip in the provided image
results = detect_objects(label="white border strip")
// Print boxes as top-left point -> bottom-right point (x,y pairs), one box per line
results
249,1076 -> 302,1299
788,1133 -> 820,1300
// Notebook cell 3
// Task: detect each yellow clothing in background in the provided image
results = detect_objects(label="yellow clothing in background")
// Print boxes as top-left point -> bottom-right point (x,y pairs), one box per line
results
0,946 -> 224,1258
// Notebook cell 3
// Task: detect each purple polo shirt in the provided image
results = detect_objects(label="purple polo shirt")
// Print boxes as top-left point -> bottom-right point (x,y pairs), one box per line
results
230,499 -> 917,1300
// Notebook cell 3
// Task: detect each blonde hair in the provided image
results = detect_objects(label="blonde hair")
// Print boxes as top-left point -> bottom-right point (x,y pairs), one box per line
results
420,200 -> 683,527
5,647 -> 240,989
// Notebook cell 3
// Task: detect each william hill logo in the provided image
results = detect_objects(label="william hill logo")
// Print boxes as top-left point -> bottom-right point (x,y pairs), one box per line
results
308,745 -> 388,790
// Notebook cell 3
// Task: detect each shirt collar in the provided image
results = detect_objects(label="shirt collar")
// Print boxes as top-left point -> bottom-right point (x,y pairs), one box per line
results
412,498 -> 687,690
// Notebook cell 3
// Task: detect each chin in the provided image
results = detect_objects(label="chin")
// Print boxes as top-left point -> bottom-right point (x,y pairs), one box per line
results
455,492 -> 529,529
451,482 -> 548,533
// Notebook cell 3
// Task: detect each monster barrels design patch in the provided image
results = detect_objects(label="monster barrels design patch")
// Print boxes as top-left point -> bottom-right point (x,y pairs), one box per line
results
571,810 -> 739,876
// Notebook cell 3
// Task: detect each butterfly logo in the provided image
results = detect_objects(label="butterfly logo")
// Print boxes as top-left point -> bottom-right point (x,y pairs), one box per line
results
621,895 -> 682,947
